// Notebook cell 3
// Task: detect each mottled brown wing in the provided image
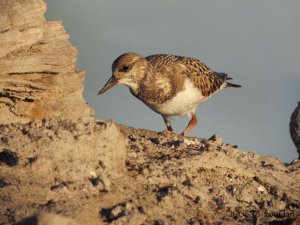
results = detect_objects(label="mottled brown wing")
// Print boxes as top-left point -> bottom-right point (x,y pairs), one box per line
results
146,54 -> 179,68
178,56 -> 212,74
189,72 -> 225,97
173,56 -> 225,96
146,54 -> 225,97
146,54 -> 211,72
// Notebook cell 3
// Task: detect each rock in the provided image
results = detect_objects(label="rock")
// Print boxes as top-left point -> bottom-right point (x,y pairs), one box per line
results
100,202 -> 128,223
0,0 -> 94,124
0,149 -> 19,167
156,185 -> 175,202
0,118 -> 127,224
17,212 -> 80,225
0,178 -> 9,188
208,134 -> 223,145
100,201 -> 146,225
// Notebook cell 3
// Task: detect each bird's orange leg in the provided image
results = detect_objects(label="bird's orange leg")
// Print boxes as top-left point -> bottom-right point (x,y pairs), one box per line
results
181,114 -> 197,136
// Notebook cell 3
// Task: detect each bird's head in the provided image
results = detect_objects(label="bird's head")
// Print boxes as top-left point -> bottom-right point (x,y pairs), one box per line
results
98,52 -> 148,95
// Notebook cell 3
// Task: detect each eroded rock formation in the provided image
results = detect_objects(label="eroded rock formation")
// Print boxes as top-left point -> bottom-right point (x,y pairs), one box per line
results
0,0 -> 94,124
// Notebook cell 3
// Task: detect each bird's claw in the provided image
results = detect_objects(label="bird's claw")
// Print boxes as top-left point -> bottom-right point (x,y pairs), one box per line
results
161,130 -> 174,135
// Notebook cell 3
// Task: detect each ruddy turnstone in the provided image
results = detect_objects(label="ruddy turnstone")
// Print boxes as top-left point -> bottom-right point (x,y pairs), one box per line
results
98,52 -> 241,136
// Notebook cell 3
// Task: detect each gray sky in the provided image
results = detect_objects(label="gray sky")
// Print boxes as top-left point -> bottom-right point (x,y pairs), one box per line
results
46,0 -> 300,162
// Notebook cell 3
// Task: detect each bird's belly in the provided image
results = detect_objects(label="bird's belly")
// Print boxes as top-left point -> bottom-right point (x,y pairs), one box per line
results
150,78 -> 207,116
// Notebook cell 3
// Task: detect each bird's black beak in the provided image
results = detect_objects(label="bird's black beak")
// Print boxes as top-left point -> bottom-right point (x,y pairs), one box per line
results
98,75 -> 119,95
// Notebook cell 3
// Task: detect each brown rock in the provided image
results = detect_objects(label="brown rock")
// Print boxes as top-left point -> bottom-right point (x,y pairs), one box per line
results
0,0 -> 94,124
0,118 -> 127,225
17,212 -> 80,225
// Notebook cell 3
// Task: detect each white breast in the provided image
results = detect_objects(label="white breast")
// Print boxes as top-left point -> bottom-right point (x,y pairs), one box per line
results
150,78 -> 207,117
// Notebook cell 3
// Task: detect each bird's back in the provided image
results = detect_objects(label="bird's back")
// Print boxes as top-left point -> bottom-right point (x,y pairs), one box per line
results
146,54 -> 211,74
146,54 -> 231,97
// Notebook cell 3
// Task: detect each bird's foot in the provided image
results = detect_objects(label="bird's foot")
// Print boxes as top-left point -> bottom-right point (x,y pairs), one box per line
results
161,130 -> 174,135
180,131 -> 187,136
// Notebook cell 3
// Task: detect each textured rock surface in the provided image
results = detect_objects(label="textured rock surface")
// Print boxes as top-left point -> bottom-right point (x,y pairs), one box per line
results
118,128 -> 300,225
17,212 -> 80,225
1,123 -> 299,225
0,118 -> 127,225
0,0 -> 299,225
0,0 -> 94,124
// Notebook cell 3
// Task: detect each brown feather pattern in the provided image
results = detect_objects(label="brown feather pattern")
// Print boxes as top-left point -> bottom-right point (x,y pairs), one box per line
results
134,63 -> 186,104
146,54 -> 225,97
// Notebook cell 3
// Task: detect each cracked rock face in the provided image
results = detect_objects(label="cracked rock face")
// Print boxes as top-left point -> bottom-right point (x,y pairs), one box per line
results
0,0 -> 94,124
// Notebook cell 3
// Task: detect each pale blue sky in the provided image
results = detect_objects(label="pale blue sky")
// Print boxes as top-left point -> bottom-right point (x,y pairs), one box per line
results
46,0 -> 300,162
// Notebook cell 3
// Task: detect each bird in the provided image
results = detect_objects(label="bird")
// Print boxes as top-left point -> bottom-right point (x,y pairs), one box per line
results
290,102 -> 300,159
98,52 -> 241,136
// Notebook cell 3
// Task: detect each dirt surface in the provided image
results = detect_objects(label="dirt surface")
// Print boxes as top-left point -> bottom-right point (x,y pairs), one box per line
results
115,127 -> 300,225
0,119 -> 299,225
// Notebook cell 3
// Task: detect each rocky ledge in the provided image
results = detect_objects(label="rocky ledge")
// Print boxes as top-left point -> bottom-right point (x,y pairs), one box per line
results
0,120 -> 299,224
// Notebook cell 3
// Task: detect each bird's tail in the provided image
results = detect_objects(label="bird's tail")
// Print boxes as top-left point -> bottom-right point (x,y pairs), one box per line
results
226,82 -> 242,88
216,72 -> 241,88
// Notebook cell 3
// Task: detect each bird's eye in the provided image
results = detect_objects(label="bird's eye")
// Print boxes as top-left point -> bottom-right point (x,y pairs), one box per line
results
120,65 -> 130,72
